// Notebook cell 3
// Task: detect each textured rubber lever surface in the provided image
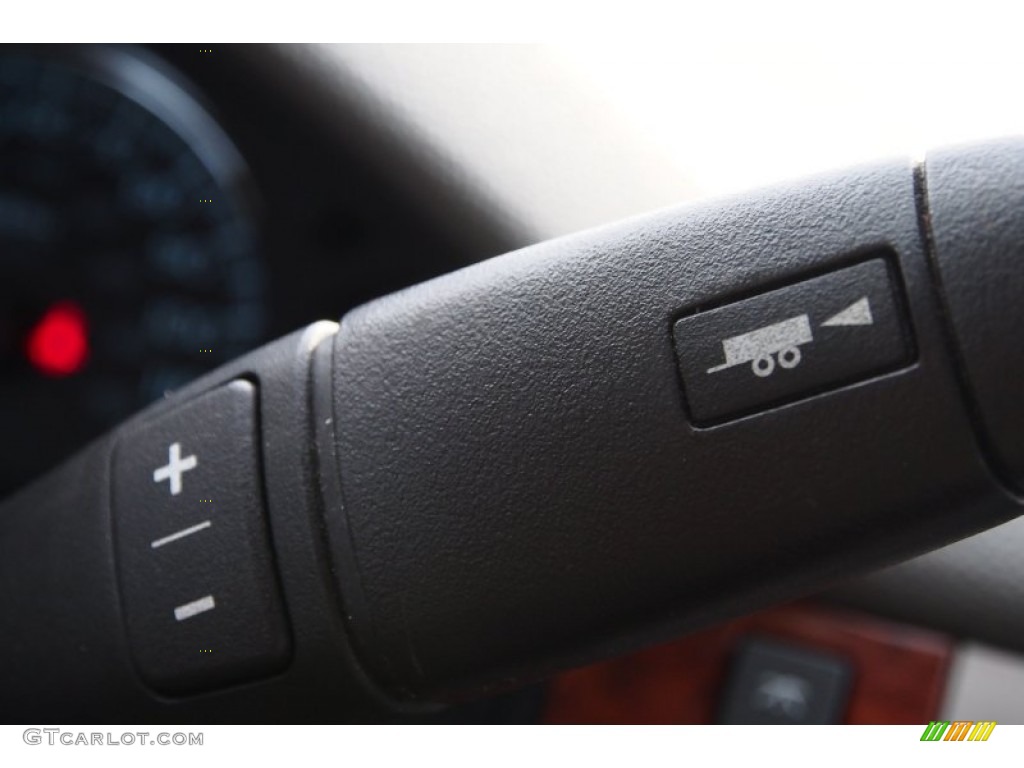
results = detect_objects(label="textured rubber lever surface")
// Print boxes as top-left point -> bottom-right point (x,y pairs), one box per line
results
828,138 -> 1024,651
325,155 -> 1022,703
922,138 -> 1024,495
3,143 -> 1024,722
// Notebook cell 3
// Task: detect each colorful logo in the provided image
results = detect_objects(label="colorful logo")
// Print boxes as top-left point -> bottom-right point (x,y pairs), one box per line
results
920,721 -> 996,741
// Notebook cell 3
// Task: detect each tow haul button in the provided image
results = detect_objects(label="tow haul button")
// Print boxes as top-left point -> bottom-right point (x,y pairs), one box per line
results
672,258 -> 913,425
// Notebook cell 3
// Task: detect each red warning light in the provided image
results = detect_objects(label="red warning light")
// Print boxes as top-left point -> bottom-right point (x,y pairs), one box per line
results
26,302 -> 90,377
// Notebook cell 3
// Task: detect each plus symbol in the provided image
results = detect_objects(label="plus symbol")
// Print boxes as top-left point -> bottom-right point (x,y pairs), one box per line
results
152,442 -> 198,496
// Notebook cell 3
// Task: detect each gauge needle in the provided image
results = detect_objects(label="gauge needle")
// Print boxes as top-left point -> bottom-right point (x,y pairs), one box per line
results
26,302 -> 90,377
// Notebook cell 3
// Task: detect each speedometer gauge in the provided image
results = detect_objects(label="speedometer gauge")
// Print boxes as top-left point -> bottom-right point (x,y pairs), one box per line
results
0,46 -> 267,494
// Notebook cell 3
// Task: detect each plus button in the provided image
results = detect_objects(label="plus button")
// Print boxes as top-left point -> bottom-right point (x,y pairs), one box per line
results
153,442 -> 198,496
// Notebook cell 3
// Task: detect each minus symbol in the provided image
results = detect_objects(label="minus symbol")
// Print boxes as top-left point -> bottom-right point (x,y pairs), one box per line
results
174,595 -> 216,622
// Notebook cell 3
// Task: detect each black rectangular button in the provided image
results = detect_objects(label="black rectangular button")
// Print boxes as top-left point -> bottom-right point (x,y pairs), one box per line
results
719,637 -> 853,724
673,258 -> 912,425
112,380 -> 290,694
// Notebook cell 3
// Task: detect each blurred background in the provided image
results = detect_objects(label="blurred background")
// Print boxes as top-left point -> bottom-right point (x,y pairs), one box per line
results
321,36 -> 1024,240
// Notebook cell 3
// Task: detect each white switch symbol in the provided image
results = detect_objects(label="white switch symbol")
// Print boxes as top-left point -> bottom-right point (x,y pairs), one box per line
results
753,672 -> 811,720
153,442 -> 198,496
822,296 -> 873,327
707,315 -> 813,378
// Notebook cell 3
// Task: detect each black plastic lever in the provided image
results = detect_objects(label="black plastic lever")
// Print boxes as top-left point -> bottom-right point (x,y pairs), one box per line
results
2,139 -> 1022,721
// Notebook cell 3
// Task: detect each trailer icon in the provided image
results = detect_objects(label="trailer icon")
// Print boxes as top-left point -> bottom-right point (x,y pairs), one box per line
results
706,314 -> 813,378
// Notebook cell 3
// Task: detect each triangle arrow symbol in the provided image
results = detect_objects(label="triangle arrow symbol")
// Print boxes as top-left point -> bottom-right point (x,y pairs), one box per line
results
822,297 -> 873,327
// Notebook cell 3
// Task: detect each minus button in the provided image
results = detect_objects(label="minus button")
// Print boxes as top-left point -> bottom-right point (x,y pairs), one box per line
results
173,594 -> 216,622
